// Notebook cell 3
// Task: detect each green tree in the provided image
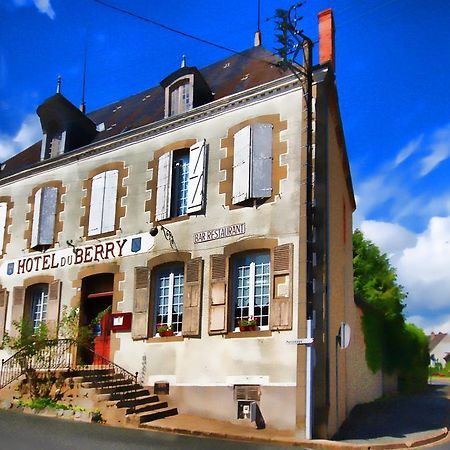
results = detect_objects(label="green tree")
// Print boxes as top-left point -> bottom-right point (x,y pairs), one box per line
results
353,229 -> 428,391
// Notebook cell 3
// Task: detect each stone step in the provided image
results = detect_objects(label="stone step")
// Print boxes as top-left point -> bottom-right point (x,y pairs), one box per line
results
82,378 -> 133,389
109,388 -> 150,401
70,368 -> 114,378
115,395 -> 160,409
95,383 -> 141,395
126,401 -> 168,415
139,407 -> 178,424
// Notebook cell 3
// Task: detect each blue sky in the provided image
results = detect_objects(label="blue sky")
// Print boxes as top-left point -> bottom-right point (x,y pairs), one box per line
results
1,0 -> 449,333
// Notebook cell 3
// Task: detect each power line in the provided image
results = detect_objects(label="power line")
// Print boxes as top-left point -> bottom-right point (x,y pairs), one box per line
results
89,0 -> 242,56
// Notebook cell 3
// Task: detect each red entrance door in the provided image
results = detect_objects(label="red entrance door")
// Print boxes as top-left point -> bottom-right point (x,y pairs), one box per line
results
93,310 -> 111,364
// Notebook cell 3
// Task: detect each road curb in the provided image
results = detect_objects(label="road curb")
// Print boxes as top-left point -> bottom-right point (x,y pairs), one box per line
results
142,424 -> 449,449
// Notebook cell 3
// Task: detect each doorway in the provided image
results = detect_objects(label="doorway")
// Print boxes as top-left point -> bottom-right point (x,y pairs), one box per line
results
79,273 -> 114,364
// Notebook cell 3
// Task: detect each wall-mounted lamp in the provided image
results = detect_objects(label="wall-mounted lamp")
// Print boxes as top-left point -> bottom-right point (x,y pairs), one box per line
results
150,222 -> 178,251
66,240 -> 77,254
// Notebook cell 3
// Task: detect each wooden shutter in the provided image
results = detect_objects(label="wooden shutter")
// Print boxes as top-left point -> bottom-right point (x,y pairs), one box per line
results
31,188 -> 42,248
10,286 -> 25,338
270,244 -> 293,330
132,267 -> 150,340
155,152 -> 173,221
0,289 -> 8,342
47,280 -> 61,337
0,202 -> 7,254
251,123 -> 273,198
187,140 -> 207,214
232,126 -> 251,204
182,258 -> 203,337
88,172 -> 105,236
39,187 -> 58,246
208,254 -> 228,334
101,169 -> 118,233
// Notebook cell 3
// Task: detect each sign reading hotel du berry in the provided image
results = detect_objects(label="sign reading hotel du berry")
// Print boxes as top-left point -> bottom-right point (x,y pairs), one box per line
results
1,232 -> 155,277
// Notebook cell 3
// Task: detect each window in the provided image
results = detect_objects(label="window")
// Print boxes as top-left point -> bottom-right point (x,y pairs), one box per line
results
154,264 -> 184,335
208,244 -> 293,335
132,258 -> 202,340
155,140 -> 207,221
31,187 -> 58,249
232,123 -> 273,204
169,79 -> 191,116
28,284 -> 48,333
88,170 -> 118,236
232,252 -> 270,329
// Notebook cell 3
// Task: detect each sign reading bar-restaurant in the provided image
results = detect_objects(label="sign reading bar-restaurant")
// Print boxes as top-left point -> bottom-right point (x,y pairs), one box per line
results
193,223 -> 246,244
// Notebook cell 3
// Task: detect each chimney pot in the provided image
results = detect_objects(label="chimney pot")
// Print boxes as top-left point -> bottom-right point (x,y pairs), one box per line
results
318,8 -> 335,69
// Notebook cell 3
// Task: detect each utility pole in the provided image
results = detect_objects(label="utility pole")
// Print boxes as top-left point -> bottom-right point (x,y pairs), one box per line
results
273,3 -> 315,439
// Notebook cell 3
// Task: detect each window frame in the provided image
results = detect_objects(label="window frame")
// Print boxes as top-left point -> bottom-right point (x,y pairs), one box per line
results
164,75 -> 194,118
25,182 -> 65,252
81,162 -> 128,239
153,140 -> 207,222
231,251 -> 271,331
153,263 -> 185,336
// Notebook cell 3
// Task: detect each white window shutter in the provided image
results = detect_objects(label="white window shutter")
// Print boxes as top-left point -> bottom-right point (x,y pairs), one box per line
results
101,170 -> 118,233
155,152 -> 173,221
0,203 -> 7,253
251,123 -> 273,198
232,126 -> 251,204
187,139 -> 207,213
88,172 -> 105,236
31,189 -> 43,248
39,187 -> 58,246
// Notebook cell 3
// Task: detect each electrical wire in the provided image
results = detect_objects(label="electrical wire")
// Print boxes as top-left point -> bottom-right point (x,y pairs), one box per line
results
89,0 -> 242,56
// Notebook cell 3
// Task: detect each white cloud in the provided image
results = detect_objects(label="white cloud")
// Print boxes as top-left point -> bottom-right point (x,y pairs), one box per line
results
394,134 -> 423,167
419,123 -> 450,176
12,0 -> 55,19
408,314 -> 450,335
0,114 -> 41,160
357,217 -> 450,334
33,0 -> 54,19
359,220 -> 416,260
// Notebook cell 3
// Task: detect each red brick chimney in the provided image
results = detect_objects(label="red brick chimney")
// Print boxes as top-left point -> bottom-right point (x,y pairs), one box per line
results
318,8 -> 335,69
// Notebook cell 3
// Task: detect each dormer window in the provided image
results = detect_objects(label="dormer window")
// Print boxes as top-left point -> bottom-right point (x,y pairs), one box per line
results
161,66 -> 213,119
169,78 -> 192,116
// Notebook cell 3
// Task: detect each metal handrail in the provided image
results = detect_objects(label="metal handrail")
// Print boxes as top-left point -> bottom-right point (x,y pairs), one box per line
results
0,339 -> 139,403
0,339 -> 74,389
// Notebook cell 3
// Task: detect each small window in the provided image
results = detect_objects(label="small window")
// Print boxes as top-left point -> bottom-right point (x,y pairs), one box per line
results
169,79 -> 191,116
231,251 -> 270,330
31,187 -> 58,250
232,123 -> 273,205
88,170 -> 118,236
28,284 -> 48,333
154,263 -> 184,335
171,150 -> 189,216
155,140 -> 207,221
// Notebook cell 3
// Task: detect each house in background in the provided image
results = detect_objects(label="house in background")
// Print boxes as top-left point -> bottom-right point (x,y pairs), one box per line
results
0,8 -> 388,439
429,332 -> 450,367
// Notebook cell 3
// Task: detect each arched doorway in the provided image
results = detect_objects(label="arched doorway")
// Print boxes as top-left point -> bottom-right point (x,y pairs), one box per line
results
79,273 -> 113,364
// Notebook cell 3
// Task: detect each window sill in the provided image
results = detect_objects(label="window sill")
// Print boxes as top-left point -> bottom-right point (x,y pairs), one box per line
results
147,335 -> 184,343
224,330 -> 272,339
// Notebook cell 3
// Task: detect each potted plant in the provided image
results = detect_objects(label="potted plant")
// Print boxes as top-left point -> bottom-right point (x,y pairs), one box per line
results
157,324 -> 174,337
238,317 -> 258,332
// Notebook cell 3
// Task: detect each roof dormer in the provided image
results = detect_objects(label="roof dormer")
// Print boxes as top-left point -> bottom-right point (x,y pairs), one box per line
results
36,91 -> 97,161
160,63 -> 213,118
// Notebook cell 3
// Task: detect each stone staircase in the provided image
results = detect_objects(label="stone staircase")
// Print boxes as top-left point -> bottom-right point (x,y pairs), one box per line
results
71,368 -> 178,425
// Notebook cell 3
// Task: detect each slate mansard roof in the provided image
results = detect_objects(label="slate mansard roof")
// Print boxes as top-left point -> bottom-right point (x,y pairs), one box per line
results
1,46 -> 287,178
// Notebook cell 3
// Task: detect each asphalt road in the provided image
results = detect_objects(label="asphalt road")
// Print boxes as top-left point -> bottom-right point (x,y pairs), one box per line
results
335,382 -> 450,441
0,409 -> 304,450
